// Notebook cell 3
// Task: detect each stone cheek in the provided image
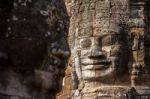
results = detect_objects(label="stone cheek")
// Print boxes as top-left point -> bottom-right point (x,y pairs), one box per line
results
6,39 -> 47,70
80,38 -> 91,49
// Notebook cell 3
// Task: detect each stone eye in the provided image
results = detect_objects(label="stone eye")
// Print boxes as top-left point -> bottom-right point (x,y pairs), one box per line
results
101,36 -> 112,46
80,38 -> 91,48
101,34 -> 120,46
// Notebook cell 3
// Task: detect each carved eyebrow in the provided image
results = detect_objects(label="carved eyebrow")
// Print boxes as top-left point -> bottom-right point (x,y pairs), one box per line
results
101,34 -> 122,45
99,33 -> 120,39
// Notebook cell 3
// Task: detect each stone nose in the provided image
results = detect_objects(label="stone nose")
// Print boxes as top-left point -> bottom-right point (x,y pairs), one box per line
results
88,38 -> 105,58
52,48 -> 70,58
88,48 -> 106,59
52,37 -> 70,58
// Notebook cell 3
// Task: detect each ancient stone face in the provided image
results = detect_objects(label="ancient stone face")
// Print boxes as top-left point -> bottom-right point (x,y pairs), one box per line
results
73,24 -> 129,82
70,0 -> 129,84
68,0 -> 130,98
56,0 -> 150,98
0,0 -> 70,98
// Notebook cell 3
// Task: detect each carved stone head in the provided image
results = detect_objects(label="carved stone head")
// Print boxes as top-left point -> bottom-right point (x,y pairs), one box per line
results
70,0 -> 129,87
72,23 -> 129,83
0,0 -> 70,98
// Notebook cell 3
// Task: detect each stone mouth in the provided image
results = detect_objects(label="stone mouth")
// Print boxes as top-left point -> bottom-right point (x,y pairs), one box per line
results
81,59 -> 111,70
82,65 -> 110,70
82,65 -> 117,81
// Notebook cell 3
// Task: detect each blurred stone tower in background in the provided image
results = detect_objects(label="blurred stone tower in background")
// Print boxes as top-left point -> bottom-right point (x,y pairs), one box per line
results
0,0 -> 70,99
